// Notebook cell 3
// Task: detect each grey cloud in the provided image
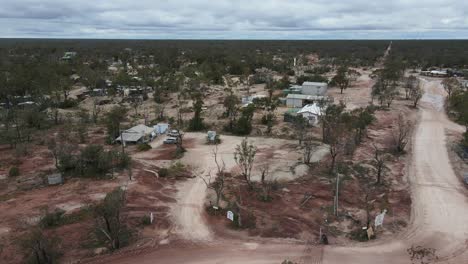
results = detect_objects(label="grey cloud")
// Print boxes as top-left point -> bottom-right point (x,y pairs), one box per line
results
0,0 -> 467,39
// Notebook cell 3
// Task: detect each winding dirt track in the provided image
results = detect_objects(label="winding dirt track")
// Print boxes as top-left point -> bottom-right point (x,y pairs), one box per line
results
112,79 -> 468,264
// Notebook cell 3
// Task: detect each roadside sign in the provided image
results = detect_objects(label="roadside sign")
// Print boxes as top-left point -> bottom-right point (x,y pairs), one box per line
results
367,226 -> 374,240
375,209 -> 387,227
227,211 -> 234,221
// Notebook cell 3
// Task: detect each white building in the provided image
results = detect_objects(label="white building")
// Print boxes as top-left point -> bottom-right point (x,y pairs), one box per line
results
61,51 -> 77,60
420,70 -> 448,77
297,103 -> 324,126
115,124 -> 155,144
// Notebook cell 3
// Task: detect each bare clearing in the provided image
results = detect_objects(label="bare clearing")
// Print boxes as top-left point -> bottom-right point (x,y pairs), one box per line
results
169,133 -> 328,241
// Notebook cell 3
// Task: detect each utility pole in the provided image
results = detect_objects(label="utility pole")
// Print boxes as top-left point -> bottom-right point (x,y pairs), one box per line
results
319,226 -> 322,243
120,130 -> 125,154
334,173 -> 340,216
237,185 -> 243,227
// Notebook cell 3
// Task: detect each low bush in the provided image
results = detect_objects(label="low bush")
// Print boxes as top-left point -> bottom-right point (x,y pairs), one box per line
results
158,168 -> 169,178
40,209 -> 66,228
40,207 -> 93,228
137,143 -> 152,152
158,162 -> 188,178
58,99 -> 78,109
168,162 -> 186,177
8,166 -> 20,177
141,215 -> 152,226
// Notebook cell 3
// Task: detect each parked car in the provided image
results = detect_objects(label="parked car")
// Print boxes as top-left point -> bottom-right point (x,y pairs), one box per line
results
168,129 -> 181,137
163,137 -> 178,144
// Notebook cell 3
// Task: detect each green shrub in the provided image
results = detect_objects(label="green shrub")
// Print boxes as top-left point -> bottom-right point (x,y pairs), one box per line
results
137,143 -> 152,152
8,166 -> 20,177
158,168 -> 169,178
462,131 -> 468,148
168,162 -> 186,177
158,162 -> 187,178
40,209 -> 66,228
59,145 -> 131,178
58,99 -> 78,109
141,215 -> 152,226
40,207 -> 94,228
234,105 -> 255,135
116,151 -> 131,169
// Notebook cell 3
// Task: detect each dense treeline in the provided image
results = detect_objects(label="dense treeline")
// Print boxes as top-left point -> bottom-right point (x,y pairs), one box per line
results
1,39 -> 466,77
0,39 -> 389,79
392,40 -> 468,69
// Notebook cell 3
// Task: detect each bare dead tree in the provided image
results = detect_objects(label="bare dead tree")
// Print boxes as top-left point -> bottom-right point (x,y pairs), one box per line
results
442,77 -> 460,98
212,144 -> 224,175
199,170 -> 225,208
410,82 -> 423,108
354,165 -> 375,228
130,97 -> 142,116
92,99 -> 101,123
303,137 -> 316,164
372,144 -> 390,184
404,75 -> 419,100
392,113 -> 412,153
201,145 -> 227,207
173,129 -> 185,158
20,228 -> 61,264
259,164 -> 273,201
364,192 -> 371,228
154,103 -> 165,120
329,136 -> 347,175
234,138 -> 257,189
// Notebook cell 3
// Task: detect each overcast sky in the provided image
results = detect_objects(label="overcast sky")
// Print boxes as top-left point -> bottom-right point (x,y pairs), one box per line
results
0,0 -> 467,39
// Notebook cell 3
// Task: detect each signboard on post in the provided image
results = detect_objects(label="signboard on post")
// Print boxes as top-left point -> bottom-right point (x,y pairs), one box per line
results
227,211 -> 234,221
374,209 -> 387,228
367,226 -> 374,240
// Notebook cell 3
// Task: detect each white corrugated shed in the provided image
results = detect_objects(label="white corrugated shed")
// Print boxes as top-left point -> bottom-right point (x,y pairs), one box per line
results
297,103 -> 324,126
116,124 -> 155,143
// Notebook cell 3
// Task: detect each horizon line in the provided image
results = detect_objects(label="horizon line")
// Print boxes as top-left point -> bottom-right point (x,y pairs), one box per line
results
1,37 -> 468,41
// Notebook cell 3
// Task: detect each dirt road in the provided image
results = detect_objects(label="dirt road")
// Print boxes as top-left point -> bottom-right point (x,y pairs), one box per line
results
111,79 -> 468,264
323,78 -> 468,263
